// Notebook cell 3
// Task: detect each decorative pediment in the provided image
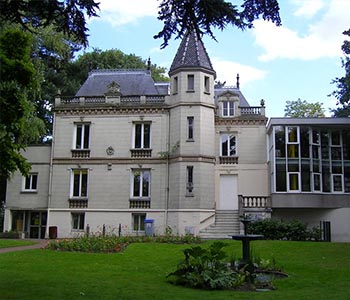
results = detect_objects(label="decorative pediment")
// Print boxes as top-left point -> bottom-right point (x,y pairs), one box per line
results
105,81 -> 121,96
217,90 -> 239,102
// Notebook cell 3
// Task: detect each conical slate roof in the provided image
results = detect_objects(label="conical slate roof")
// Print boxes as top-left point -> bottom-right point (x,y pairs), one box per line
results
169,30 -> 216,76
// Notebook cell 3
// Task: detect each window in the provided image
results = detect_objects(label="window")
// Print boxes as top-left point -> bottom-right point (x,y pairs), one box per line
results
204,76 -> 210,93
132,170 -> 150,198
134,123 -> 150,149
72,213 -> 85,231
133,214 -> 146,231
186,166 -> 194,196
75,123 -> 90,149
221,134 -> 236,156
173,76 -> 178,94
222,101 -> 234,117
187,74 -> 194,91
288,173 -> 299,191
22,173 -> 38,192
187,116 -> 194,141
332,174 -> 343,192
71,169 -> 88,198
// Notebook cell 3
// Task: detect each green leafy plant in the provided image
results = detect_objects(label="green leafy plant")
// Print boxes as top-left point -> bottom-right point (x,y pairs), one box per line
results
248,219 -> 321,241
167,242 -> 239,290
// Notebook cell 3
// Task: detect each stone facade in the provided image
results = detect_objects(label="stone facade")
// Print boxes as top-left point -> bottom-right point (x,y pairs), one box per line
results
4,32 -> 349,241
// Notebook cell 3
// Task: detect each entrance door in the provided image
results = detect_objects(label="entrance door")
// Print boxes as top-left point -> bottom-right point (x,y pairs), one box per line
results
219,175 -> 238,210
29,212 -> 47,238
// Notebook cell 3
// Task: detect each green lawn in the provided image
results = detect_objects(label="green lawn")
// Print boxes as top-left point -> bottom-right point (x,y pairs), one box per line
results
0,240 -> 349,300
0,239 -> 36,248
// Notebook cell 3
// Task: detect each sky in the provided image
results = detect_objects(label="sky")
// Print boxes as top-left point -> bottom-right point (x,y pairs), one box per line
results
83,0 -> 350,117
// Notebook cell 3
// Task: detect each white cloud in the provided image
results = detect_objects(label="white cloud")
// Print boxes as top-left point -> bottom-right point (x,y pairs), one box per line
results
92,0 -> 159,27
211,58 -> 268,87
253,0 -> 349,61
291,0 -> 326,18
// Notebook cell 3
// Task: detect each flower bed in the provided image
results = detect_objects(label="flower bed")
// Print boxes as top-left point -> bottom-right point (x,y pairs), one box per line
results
47,234 -> 201,253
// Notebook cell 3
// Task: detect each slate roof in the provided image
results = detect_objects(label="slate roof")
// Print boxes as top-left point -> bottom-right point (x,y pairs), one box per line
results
214,86 -> 250,107
169,30 -> 215,76
76,70 -> 168,97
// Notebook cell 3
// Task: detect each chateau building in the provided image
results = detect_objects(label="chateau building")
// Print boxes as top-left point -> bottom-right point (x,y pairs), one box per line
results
3,31 -> 350,241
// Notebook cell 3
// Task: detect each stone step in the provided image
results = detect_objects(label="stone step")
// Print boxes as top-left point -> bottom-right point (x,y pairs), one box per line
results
199,210 -> 240,239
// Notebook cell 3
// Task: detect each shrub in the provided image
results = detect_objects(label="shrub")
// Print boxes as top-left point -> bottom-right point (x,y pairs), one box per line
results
47,234 -> 201,253
248,219 -> 320,241
167,242 -> 238,290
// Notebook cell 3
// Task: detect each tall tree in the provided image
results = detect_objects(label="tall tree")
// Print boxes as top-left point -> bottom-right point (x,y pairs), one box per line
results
154,0 -> 281,48
330,29 -> 350,117
0,28 -> 46,179
284,99 -> 325,118
0,0 -> 99,47
66,49 -> 169,93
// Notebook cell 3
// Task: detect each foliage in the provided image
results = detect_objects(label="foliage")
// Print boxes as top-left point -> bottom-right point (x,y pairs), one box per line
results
47,233 -> 201,253
154,0 -> 281,48
330,29 -> 350,117
0,0 -> 99,47
284,98 -> 325,117
167,242 -> 238,289
168,241 -> 286,291
67,48 -> 169,91
0,28 -> 46,179
248,219 -> 321,241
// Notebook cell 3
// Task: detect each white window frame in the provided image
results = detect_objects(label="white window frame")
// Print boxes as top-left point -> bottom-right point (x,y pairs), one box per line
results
22,173 -> 38,192
133,123 -> 151,149
131,169 -> 151,198
332,174 -> 343,193
222,101 -> 234,117
70,169 -> 88,198
71,213 -> 85,231
312,173 -> 322,192
287,172 -> 300,192
220,133 -> 237,156
74,123 -> 90,150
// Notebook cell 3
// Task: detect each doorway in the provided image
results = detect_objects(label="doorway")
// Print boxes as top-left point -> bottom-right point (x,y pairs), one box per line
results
29,211 -> 47,239
219,175 -> 238,210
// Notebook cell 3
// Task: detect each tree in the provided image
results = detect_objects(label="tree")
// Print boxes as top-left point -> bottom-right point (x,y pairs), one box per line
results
154,0 -> 281,48
330,29 -> 350,117
284,99 -> 325,118
0,0 -> 99,47
0,28 -> 46,179
66,49 -> 169,92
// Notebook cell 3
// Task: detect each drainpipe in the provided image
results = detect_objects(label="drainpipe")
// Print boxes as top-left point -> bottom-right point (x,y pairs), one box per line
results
45,109 -> 57,239
164,108 -> 170,230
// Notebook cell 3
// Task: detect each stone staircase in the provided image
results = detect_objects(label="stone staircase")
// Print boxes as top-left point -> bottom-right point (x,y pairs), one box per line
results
199,210 -> 240,239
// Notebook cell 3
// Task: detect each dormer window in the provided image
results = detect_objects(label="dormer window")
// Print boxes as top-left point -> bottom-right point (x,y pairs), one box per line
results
222,101 -> 235,117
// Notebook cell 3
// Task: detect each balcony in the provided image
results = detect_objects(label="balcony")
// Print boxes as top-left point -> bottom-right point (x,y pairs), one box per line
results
130,149 -> 152,158
219,156 -> 238,164
129,199 -> 151,209
69,198 -> 88,208
71,149 -> 90,158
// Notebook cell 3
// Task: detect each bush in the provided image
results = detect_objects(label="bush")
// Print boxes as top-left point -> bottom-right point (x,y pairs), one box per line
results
167,242 -> 238,290
47,234 -> 201,253
248,219 -> 320,241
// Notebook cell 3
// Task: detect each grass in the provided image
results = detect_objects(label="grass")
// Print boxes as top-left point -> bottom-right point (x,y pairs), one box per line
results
0,240 -> 349,300
0,239 -> 36,248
